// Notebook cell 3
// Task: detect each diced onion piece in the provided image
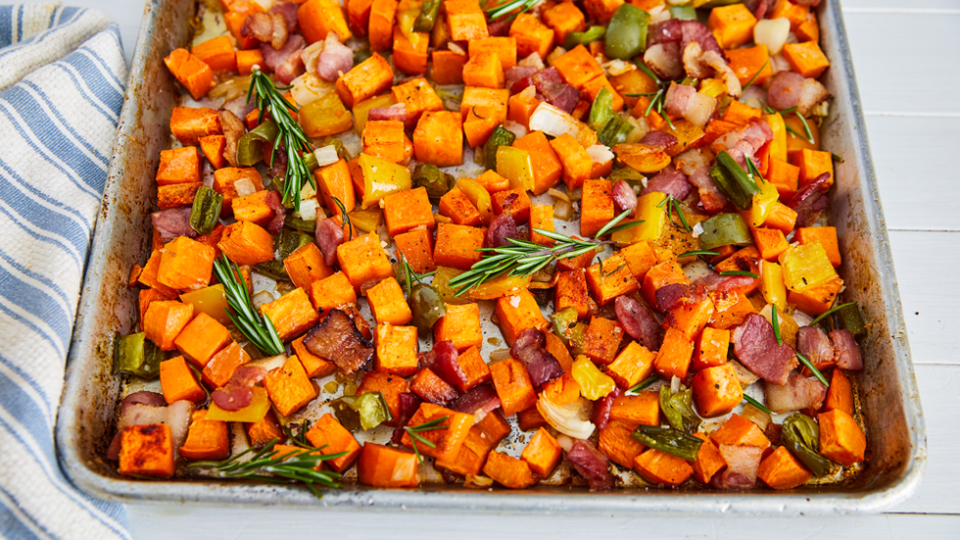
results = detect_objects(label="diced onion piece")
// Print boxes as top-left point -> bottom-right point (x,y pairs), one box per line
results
519,52 -> 545,70
247,354 -> 288,372
464,474 -> 494,489
300,179 -> 317,200
556,434 -> 574,453
684,92 -> 718,128
537,395 -> 596,440
503,120 -> 528,139
553,199 -> 573,220
586,144 -> 614,166
546,46 -> 567,65
314,144 -> 340,167
529,103 -> 596,147
548,187 -> 569,202
623,115 -> 648,144
297,198 -> 320,221
252,290 -> 278,310
448,42 -> 466,54
235,177 -> 257,197
754,18 -> 791,56
291,72 -> 335,107
489,348 -> 512,362
741,401 -> 772,430
731,360 -> 761,387
603,59 -> 633,77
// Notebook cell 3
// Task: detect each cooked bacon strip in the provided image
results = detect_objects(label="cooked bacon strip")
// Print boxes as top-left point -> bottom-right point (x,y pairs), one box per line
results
152,207 -> 196,243
676,148 -> 728,212
264,190 -> 285,235
505,66 -> 538,94
731,313 -> 798,385
830,329 -> 863,370
714,444 -> 762,489
614,295 -> 663,351
511,328 -> 564,389
533,67 -> 580,114
567,440 -> 614,490
269,1 -> 300,33
765,372 -> 826,413
797,326 -> 836,370
768,71 -> 830,115
303,308 -> 375,374
639,131 -> 678,149
421,341 -> 469,390
484,211 -> 518,249
391,392 -> 424,444
315,217 -> 346,266
641,165 -> 694,201
449,383 -> 501,416
218,109 -> 244,167
591,386 -> 620,430
317,33 -> 353,82
612,179 -> 638,216
644,42 -> 683,81
368,106 -> 409,122
789,172 -> 832,227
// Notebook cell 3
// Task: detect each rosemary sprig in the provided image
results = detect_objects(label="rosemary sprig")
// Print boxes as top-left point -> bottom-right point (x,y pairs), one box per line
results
400,254 -> 437,297
809,301 -> 858,327
447,209 -> 642,295
626,375 -> 660,396
741,58 -> 770,92
679,250 -> 720,258
658,195 -> 691,232
772,305 -> 782,346
746,157 -> 767,185
190,439 -> 347,497
248,68 -> 314,207
831,153 -> 844,163
633,60 -> 675,130
719,270 -> 759,279
282,420 -> 312,448
331,196 -> 354,239
212,257 -> 284,356
404,416 -> 449,463
797,352 -> 830,387
486,0 -> 538,21
743,394 -> 772,415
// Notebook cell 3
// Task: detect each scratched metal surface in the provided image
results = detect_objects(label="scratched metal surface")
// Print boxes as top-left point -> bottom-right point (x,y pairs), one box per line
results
55,0 -> 925,514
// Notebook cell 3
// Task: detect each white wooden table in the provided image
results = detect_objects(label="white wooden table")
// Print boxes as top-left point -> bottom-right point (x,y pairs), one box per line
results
36,0 -> 960,537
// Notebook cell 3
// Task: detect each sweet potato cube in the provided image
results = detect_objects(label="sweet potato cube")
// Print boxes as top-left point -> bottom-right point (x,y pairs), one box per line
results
654,327 -> 695,380
495,290 -> 548,346
358,442 -> 419,487
336,53 -> 394,108
454,345 -> 491,393
119,424 -> 175,478
440,186 -> 483,226
692,362 -> 743,418
218,221 -> 274,265
264,355 -> 319,417
795,226 -> 841,268
782,41 -> 830,79
549,133 -> 593,191
306,413 -> 362,472
358,370 -> 410,425
708,3 -> 757,49
445,0 -> 488,41
413,111 -> 464,166
517,405 -> 547,431
606,341 -> 655,389
144,300 -> 194,351
431,49 -> 468,85
433,223 -> 485,269
259,288 -> 319,342
411,367 -> 459,405
484,451 -> 537,488
191,35 -> 237,72
308,271 -> 358,312
586,252 -> 638,306
394,228 -> 436,273
520,427 -> 562,477
236,49 -> 264,75
180,409 -> 230,461
552,45 -> 603,90
752,227 -> 790,262
336,233 -> 395,287
491,187 -> 532,224
824,367 -> 854,416
245,410 -> 283,448
790,148 -> 834,190
768,0 -> 809,30
231,190 -> 275,226
460,86 -> 509,123
691,433 -> 726,484
164,48 -> 215,100
619,240 -> 658,282
213,167 -> 263,215
159,355 -> 206,405
391,77 -> 444,127
202,341 -> 250,388
634,448 -> 694,486
555,269 -> 592,320
691,326 -> 730,371
393,27 -> 429,75
599,420 -> 646,469
529,204 -> 555,246
170,106 -> 221,146
725,45 -> 773,88
758,445 -> 812,489
401,403 -> 475,462
468,36 -> 517,71
382,186 -> 435,236
435,410 -> 509,476
375,323 -> 419,376
641,260 -> 690,307
542,2 -> 584,45
582,316 -> 624,365
509,13 -> 554,60
199,135 -> 227,169
157,147 -> 202,185
363,119 -> 412,164
463,51 -> 504,89
158,236 -> 216,291
291,335 -> 336,379
610,391 -> 660,427
490,358 -> 537,416
367,0 -> 397,51
174,311 -> 232,368
818,409 -> 865,466
710,413 -> 771,451
367,277 -> 413,326
283,243 -> 333,291
299,0 -> 352,43
579,179 -> 614,237
664,295 -> 716,340
434,302 -> 483,351
157,182 -> 201,210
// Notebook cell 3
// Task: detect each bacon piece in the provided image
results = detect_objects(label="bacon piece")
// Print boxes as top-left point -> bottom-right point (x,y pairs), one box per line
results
487,17 -> 512,36
315,217 -> 346,266
713,119 -> 774,168
765,372 -> 826,413
368,106 -> 409,122
641,165 -> 693,201
511,329 -> 564,389
639,131 -> 678,149
644,42 -> 683,80
764,422 -> 781,446
797,326 -> 835,370
743,0 -> 769,18
264,190 -> 286,235
276,48 -> 305,84
303,308 -> 375,374
242,13 -> 277,44
484,211 -> 518,249
612,179 -> 638,216
261,34 -> 305,72
767,71 -> 805,111
391,392 -> 424,444
449,382 -> 501,416
731,313 -> 798,385
792,0 -> 821,6
648,19 -> 683,47
789,172 -> 831,227
591,386 -> 620,430
655,283 -> 693,313
505,66 -> 538,94
683,42 -> 741,97
218,109 -> 245,168
567,440 -> 614,490
318,32 -> 354,82
533,67 -> 580,114
675,148 -> 728,212
714,444 -> 763,489
830,329 -> 863,371
210,365 -> 267,412
120,391 -> 166,413
152,207 -> 196,243
421,341 -> 468,390
614,296 -> 663,351
665,81 -> 716,128
270,1 -> 300,33
679,20 -> 722,54
112,400 -> 194,460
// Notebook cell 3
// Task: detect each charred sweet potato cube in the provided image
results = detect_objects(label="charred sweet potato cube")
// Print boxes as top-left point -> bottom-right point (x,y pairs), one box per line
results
494,290 -> 548,346
410,367 -> 459,405
401,403 -> 475,462
582,316 -> 624,365
556,269 -> 593,320
599,420 -> 647,469
159,355 -> 206,404
490,358 -> 537,416
306,413 -> 363,472
264,355 -> 319,417
453,345 -> 491,393
309,271 -> 357,311
517,405 -> 547,431
246,409 -> 284,448
605,341 -> 655,389
302,308 -> 375,374
585,252 -> 638,306
259,288 -> 319,342
119,424 -> 175,478
157,182 -> 201,210
434,302 -> 483,351
484,451 -> 537,488
180,409 -> 230,461
174,311 -> 232,367
433,223 -> 486,270
375,323 -> 420,376
394,228 -> 436,273
336,233 -> 395,287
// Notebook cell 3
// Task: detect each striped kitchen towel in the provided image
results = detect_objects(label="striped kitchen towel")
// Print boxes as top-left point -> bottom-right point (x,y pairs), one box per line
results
0,4 -> 130,540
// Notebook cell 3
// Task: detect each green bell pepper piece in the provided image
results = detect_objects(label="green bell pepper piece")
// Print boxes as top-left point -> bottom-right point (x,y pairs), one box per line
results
563,26 -> 606,49
669,4 -> 698,20
550,307 -> 579,346
713,151 -> 761,210
413,163 -> 454,200
782,413 -> 835,477
604,4 -> 650,60
632,425 -> 703,462
254,229 -> 311,280
698,213 -> 753,250
236,119 -> 279,167
189,185 -> 223,236
414,0 -> 442,32
836,302 -> 867,340
113,332 -> 163,380
483,125 -> 516,171
659,385 -> 700,433
339,391 -> 393,430
409,283 -> 447,335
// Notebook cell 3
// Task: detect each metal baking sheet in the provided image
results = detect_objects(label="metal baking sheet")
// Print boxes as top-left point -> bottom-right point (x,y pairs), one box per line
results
55,0 -> 926,514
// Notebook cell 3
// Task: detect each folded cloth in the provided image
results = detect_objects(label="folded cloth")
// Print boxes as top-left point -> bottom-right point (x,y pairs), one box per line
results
0,4 -> 130,539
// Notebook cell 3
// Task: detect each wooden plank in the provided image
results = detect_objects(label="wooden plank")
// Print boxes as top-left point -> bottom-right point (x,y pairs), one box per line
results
865,116 -> 960,231
844,12 -> 960,115
888,231 -> 960,365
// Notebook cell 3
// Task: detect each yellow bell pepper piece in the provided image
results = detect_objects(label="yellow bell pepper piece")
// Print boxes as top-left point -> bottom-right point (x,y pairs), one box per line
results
468,274 -> 533,300
778,243 -> 838,293
353,93 -> 397,135
180,284 -> 230,326
764,112 -> 787,162
347,207 -> 383,232
206,387 -> 270,423
457,177 -> 494,224
359,153 -> 412,209
612,191 -> 667,244
700,78 -> 726,98
299,93 -> 354,138
744,176 -> 779,227
760,261 -> 787,311
495,146 -> 535,192
571,355 -> 616,401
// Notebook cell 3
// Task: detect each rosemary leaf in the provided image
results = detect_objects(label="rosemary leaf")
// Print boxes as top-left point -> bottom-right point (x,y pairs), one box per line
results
741,58 -> 770,92
212,257 -> 284,356
743,394 -> 772,415
626,375 -> 660,396
772,305 -> 782,346
809,301 -> 858,326
719,270 -> 760,279
797,352 -> 830,387
679,250 -> 720,258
